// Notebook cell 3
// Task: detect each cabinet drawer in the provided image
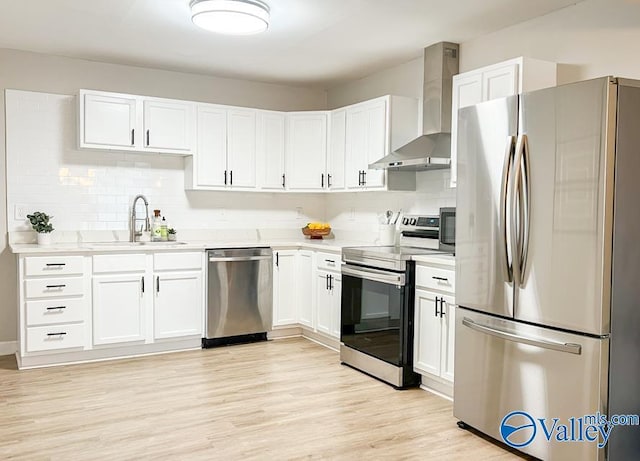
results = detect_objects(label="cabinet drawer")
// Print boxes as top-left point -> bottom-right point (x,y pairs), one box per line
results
25,277 -> 85,299
26,298 -> 85,326
26,323 -> 85,352
416,265 -> 455,294
24,256 -> 84,277
154,252 -> 202,271
316,252 -> 341,272
93,254 -> 147,273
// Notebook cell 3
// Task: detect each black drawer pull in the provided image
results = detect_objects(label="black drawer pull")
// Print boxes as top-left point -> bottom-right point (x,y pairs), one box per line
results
432,276 -> 449,282
46,332 -> 67,336
45,263 -> 66,267
46,306 -> 66,310
325,259 -> 335,264
45,284 -> 66,289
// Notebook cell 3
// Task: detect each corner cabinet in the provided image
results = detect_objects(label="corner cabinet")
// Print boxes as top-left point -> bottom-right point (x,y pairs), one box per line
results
344,95 -> 418,191
286,112 -> 328,191
79,89 -> 195,154
413,259 -> 456,398
450,57 -> 557,187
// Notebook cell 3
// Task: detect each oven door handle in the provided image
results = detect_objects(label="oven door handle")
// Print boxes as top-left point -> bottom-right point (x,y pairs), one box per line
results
342,265 -> 405,286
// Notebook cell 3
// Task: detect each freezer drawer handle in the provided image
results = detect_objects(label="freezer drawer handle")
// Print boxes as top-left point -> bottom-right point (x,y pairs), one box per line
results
462,317 -> 582,355
208,255 -> 272,263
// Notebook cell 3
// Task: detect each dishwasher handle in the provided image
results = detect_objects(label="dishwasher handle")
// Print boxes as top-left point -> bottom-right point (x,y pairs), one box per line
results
209,255 -> 272,263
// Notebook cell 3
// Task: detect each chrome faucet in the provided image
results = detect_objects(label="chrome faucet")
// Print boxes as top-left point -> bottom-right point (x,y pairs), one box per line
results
130,195 -> 150,242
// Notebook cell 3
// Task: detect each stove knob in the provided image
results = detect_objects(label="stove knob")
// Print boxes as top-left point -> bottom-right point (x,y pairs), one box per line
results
402,218 -> 409,225
410,218 -> 417,225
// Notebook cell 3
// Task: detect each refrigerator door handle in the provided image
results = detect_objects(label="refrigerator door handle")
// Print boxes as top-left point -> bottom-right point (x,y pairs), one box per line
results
515,134 -> 531,282
462,317 -> 582,355
500,135 -> 516,283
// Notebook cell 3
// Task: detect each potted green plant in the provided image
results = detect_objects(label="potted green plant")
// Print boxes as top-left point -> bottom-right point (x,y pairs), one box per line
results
167,228 -> 177,242
27,211 -> 54,246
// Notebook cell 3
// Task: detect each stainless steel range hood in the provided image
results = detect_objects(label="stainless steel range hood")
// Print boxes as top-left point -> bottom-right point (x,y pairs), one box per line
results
370,42 -> 459,171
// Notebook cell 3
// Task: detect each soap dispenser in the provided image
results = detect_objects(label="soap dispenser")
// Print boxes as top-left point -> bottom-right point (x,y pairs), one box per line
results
152,210 -> 162,241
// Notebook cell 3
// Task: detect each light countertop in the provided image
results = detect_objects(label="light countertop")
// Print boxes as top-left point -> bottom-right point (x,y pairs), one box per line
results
412,253 -> 455,267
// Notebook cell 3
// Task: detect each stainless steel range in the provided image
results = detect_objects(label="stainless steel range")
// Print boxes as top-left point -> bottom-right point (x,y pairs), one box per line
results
340,213 -> 453,388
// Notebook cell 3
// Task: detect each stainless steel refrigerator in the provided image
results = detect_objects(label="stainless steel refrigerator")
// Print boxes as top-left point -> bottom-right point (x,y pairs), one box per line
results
454,77 -> 640,460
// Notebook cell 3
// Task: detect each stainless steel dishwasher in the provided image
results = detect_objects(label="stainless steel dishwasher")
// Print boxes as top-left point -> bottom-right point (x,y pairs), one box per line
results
203,247 -> 273,348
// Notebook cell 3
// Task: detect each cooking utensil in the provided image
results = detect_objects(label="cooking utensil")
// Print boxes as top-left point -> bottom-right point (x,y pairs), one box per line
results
392,209 -> 402,225
385,210 -> 393,224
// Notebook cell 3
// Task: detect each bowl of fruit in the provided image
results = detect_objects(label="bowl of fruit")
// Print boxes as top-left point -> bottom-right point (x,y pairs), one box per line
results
302,222 -> 332,239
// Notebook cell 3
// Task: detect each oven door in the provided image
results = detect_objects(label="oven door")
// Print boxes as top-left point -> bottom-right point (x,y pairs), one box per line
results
340,264 -> 410,366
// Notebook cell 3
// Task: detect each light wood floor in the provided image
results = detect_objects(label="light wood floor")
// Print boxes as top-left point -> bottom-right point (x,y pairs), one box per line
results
0,338 -> 529,460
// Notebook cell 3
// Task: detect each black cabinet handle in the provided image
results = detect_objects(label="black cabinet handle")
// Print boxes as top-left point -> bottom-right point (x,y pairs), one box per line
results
440,298 -> 446,318
321,173 -> 324,188
45,284 -> 65,289
131,128 -> 135,146
327,174 -> 332,188
326,274 -> 329,290
325,259 -> 335,264
141,276 -> 145,294
358,171 -> 362,186
146,129 -> 150,146
282,173 -> 286,188
46,306 -> 66,310
45,263 -> 66,267
434,297 -> 440,317
156,276 -> 160,293
362,171 -> 366,185
329,274 -> 333,291
432,276 -> 449,282
276,252 -> 279,267
46,332 -> 67,336
230,170 -> 233,185
224,170 -> 227,185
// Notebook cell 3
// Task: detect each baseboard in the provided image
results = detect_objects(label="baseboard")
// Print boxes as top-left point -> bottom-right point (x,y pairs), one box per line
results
0,341 -> 18,356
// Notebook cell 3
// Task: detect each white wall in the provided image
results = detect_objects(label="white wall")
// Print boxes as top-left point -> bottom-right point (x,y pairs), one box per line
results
0,48 -> 328,345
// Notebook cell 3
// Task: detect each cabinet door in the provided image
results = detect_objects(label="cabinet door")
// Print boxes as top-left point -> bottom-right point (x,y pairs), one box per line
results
273,250 -> 297,326
482,64 -> 519,101
92,274 -> 146,345
257,111 -> 286,190
363,99 -> 387,188
196,105 -> 227,188
450,73 -> 482,188
82,92 -> 138,149
345,106 -> 367,189
286,113 -> 328,190
154,271 -> 203,339
143,99 -> 194,152
227,108 -> 257,188
327,109 -> 346,190
297,250 -> 314,328
330,274 -> 342,339
413,289 -> 442,377
315,271 -> 332,335
440,298 -> 456,382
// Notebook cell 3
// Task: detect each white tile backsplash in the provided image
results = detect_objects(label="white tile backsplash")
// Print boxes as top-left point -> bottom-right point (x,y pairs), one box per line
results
5,89 -> 455,236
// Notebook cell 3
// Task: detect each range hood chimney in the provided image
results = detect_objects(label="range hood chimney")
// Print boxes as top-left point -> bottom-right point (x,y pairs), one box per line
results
370,42 -> 459,171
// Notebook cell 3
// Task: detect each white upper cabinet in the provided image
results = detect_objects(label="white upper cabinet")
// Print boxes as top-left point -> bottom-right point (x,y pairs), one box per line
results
257,110 -> 287,190
227,108 -> 257,188
327,109 -> 346,190
450,57 -> 556,187
79,89 -> 195,155
143,99 -> 194,153
186,104 -> 257,190
81,93 -> 137,149
286,112 -> 328,191
344,95 -> 418,191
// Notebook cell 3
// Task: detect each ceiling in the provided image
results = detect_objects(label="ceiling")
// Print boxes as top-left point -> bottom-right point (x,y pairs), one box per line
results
0,0 -> 583,89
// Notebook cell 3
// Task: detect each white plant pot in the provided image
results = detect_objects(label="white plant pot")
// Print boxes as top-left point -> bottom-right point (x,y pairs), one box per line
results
37,233 -> 52,246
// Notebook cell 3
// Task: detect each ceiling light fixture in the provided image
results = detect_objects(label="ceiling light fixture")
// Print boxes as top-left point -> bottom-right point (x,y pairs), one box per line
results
190,0 -> 270,36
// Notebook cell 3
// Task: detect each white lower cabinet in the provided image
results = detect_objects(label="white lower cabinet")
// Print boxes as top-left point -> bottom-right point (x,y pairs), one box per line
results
297,250 -> 315,328
414,289 -> 455,380
153,271 -> 203,339
315,270 -> 341,339
92,273 -> 146,345
413,260 -> 456,397
273,250 -> 299,326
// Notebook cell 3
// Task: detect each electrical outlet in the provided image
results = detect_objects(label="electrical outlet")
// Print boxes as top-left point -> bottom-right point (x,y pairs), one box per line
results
295,207 -> 303,219
14,204 -> 28,221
